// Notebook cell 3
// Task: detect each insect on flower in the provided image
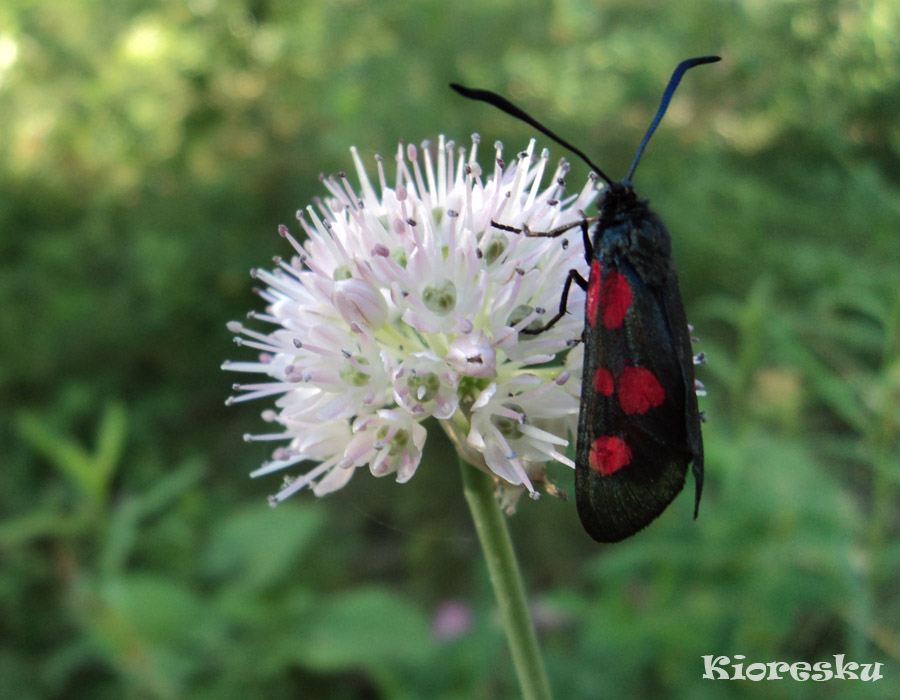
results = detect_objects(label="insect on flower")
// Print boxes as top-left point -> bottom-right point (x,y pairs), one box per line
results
451,56 -> 719,542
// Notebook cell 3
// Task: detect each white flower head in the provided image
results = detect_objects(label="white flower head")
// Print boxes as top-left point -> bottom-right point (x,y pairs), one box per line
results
224,135 -> 598,506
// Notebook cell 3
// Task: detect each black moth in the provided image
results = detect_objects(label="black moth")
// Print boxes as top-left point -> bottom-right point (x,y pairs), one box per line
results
451,56 -> 718,542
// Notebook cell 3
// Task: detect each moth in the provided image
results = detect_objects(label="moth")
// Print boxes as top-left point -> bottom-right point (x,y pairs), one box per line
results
451,56 -> 718,541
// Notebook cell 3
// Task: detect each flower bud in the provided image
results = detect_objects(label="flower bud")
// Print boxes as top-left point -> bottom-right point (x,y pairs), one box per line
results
333,278 -> 389,329
446,330 -> 497,378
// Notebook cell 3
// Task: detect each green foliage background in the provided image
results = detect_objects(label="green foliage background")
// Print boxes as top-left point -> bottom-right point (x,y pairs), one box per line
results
2,0 -> 899,698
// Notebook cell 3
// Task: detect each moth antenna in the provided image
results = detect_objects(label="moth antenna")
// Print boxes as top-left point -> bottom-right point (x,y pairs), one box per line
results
624,56 -> 721,184
450,83 -> 615,188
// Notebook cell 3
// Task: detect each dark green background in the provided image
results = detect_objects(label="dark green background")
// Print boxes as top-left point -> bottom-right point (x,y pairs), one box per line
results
2,1 -> 898,698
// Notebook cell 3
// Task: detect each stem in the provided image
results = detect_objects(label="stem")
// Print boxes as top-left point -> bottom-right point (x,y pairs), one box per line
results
459,458 -> 554,700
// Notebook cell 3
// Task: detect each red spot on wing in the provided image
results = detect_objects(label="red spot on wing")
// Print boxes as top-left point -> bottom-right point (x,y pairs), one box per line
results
589,436 -> 632,476
600,270 -> 633,328
618,366 -> 666,415
593,367 -> 614,396
585,259 -> 602,328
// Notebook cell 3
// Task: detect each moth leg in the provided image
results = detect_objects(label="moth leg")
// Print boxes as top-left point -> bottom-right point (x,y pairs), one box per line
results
521,268 -> 588,335
492,217 -> 598,263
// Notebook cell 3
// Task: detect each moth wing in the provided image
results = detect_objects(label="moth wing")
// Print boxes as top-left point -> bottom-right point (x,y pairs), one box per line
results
661,267 -> 705,515
575,260 -> 699,542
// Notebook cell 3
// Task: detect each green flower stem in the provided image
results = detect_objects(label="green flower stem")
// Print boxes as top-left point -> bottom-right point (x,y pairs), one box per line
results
459,458 -> 554,700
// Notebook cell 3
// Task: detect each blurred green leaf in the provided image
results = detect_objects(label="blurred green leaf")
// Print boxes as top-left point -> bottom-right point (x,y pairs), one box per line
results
205,502 -> 326,591
14,401 -> 127,505
101,457 -> 205,576
112,573 -> 208,646
295,587 -> 436,671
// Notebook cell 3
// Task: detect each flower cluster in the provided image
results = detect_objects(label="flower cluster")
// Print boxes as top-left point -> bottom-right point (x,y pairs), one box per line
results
223,135 -> 598,506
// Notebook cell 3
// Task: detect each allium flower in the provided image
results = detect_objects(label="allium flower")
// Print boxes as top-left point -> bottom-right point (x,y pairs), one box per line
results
223,135 -> 598,506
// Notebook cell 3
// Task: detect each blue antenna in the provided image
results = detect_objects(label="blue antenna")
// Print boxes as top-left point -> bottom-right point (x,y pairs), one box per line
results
451,55 -> 720,187
624,56 -> 720,184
